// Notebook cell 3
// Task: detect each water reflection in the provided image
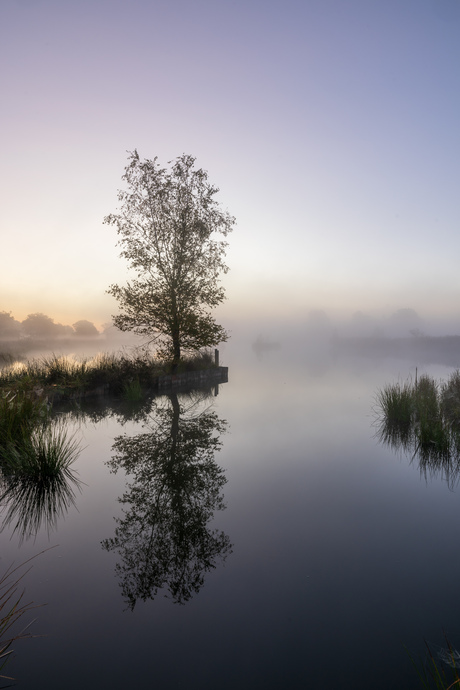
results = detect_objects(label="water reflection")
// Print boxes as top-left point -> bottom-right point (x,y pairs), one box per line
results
0,468 -> 82,542
102,390 -> 232,609
0,421 -> 82,542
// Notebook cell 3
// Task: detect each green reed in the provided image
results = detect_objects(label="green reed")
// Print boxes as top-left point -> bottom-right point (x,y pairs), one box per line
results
0,553 -> 45,684
375,371 -> 460,489
407,637 -> 460,689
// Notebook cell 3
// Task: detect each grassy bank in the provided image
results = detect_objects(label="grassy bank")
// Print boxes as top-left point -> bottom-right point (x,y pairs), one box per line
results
0,350 -> 217,400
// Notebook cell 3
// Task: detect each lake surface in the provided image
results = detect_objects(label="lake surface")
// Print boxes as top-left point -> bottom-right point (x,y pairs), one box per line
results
2,343 -> 460,689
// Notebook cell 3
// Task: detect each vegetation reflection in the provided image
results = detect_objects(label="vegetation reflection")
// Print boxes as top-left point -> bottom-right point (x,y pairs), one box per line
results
0,393 -> 82,541
375,371 -> 460,489
102,389 -> 232,609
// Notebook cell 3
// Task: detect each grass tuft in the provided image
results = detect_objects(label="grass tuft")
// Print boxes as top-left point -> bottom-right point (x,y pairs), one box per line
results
375,371 -> 460,488
0,552 -> 47,684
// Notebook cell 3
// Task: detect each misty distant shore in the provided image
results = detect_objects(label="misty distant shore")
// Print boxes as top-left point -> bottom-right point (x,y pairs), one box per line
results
332,334 -> 460,368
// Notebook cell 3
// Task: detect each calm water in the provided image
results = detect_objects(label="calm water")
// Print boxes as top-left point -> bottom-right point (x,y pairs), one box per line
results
2,345 -> 460,689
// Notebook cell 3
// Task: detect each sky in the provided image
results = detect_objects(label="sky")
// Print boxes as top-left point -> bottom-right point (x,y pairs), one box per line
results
1,0 -> 460,333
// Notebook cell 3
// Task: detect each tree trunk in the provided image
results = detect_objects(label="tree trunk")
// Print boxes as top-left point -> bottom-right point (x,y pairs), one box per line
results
171,289 -> 181,373
172,333 -> 181,373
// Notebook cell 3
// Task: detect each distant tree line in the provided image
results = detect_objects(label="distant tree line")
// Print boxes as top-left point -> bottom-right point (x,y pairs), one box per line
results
0,311 -> 101,340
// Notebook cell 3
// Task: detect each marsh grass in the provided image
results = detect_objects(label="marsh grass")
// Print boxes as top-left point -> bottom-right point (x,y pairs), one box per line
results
8,420 -> 81,478
375,371 -> 460,488
0,392 -> 48,447
442,370 -> 460,431
0,552 -> 46,685
0,350 -> 218,398
376,380 -> 414,425
375,381 -> 414,452
122,378 -> 143,402
0,392 -> 83,539
0,458 -> 82,541
408,637 -> 460,689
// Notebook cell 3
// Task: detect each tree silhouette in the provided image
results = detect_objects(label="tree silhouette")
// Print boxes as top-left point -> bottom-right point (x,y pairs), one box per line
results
72,319 -> 99,337
105,151 -> 235,368
0,311 -> 21,340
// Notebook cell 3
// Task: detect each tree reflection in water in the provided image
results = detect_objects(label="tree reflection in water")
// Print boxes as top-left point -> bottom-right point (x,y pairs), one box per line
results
102,390 -> 232,609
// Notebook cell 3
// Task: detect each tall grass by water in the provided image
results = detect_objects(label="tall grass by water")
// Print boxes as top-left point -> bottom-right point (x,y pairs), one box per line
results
0,554 -> 44,685
375,371 -> 460,487
0,391 -> 82,540
408,637 -> 460,689
377,375 -> 460,687
0,350 -> 217,398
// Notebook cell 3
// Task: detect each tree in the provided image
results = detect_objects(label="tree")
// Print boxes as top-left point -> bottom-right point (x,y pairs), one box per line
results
21,313 -> 72,339
104,151 -> 235,368
22,313 -> 58,339
72,319 -> 99,337
0,312 -> 21,340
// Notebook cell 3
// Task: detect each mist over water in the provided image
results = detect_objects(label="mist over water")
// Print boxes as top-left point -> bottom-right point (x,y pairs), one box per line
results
2,327 -> 460,688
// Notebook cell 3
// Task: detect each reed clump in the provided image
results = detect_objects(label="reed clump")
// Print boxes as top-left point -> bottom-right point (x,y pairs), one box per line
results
376,370 -> 460,487
0,391 -> 81,479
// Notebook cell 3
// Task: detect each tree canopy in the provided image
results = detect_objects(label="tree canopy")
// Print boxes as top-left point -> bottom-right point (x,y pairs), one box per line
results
22,313 -> 61,339
72,319 -> 99,337
105,151 -> 235,366
0,312 -> 21,339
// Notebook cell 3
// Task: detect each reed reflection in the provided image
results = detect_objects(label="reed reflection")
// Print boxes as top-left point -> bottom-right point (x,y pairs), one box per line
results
375,372 -> 460,489
0,419 -> 82,542
102,389 -> 232,609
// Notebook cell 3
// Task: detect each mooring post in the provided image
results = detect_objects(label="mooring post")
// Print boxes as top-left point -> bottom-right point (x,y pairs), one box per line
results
215,348 -> 219,366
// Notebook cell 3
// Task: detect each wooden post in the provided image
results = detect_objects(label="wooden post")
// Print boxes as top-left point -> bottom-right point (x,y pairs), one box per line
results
214,348 -> 219,366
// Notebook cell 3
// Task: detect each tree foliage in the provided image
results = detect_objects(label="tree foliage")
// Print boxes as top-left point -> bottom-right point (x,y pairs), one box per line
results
21,313 -> 73,339
105,151 -> 235,364
0,311 -> 21,339
22,313 -> 59,339
72,319 -> 99,337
